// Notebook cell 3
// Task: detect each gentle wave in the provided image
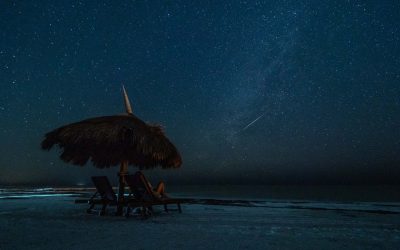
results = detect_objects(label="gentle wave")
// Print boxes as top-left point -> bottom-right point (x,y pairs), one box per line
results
0,187 -> 95,199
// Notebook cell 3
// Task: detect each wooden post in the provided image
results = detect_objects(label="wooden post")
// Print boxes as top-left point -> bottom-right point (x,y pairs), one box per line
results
116,160 -> 128,215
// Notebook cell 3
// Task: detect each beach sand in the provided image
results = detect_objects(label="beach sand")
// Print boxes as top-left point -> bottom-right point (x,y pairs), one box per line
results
0,195 -> 399,250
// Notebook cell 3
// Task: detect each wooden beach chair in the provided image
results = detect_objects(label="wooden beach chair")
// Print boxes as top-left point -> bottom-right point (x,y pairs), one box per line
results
124,172 -> 183,217
87,176 -> 118,216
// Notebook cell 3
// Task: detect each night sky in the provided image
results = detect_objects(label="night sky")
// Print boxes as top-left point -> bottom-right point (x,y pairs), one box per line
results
1,1 -> 399,186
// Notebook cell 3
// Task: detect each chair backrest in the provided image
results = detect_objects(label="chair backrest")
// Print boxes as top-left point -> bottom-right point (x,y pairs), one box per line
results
125,171 -> 156,201
91,176 -> 117,202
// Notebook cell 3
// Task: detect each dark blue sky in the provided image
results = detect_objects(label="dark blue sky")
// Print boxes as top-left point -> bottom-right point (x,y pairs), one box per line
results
1,1 -> 399,185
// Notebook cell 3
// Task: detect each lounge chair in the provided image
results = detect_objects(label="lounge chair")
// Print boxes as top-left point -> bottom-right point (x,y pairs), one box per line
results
124,172 -> 183,217
87,176 -> 118,216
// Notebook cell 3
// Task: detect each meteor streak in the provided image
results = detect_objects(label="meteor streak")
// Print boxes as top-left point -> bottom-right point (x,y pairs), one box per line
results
242,113 -> 265,131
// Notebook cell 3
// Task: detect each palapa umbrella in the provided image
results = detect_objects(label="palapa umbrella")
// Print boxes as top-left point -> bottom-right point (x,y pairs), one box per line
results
41,86 -> 182,214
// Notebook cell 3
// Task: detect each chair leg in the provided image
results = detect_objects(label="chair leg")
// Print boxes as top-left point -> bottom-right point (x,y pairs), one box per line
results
140,206 -> 147,219
86,203 -> 95,214
147,207 -> 153,217
139,207 -> 153,219
177,203 -> 182,213
99,203 -> 107,216
125,205 -> 131,218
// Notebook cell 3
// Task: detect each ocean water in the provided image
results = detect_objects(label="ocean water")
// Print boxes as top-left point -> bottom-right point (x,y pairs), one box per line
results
1,185 -> 399,202
169,185 -> 400,202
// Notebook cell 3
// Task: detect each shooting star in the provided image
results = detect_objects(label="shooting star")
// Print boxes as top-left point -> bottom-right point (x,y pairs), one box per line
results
242,113 -> 265,131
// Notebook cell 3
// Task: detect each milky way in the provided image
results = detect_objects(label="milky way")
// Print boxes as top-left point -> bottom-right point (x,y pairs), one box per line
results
0,1 -> 399,185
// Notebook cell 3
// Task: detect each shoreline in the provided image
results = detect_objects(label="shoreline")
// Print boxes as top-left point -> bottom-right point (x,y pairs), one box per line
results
1,184 -> 400,202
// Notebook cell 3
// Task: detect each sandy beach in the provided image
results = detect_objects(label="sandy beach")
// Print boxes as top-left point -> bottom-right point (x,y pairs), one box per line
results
1,193 -> 399,250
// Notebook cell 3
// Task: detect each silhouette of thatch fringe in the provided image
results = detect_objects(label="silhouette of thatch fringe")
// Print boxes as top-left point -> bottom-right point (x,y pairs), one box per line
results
41,114 -> 181,169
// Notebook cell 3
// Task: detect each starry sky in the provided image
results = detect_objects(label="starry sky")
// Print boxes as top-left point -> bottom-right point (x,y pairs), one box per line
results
0,1 -> 399,186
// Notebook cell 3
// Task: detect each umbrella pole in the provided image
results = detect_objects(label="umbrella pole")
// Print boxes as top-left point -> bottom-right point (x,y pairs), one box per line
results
117,160 -> 128,216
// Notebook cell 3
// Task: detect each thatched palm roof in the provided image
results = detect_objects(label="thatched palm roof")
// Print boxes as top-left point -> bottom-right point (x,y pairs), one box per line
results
41,114 -> 182,169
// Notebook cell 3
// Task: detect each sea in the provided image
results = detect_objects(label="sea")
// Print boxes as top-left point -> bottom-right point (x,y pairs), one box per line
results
0,185 -> 399,202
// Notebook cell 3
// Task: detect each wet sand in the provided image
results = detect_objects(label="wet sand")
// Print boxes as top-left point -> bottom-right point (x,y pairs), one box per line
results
0,196 -> 399,249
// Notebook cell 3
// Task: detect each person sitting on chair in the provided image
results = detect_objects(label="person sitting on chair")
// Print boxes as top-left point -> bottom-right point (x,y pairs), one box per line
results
147,180 -> 168,198
135,171 -> 168,199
